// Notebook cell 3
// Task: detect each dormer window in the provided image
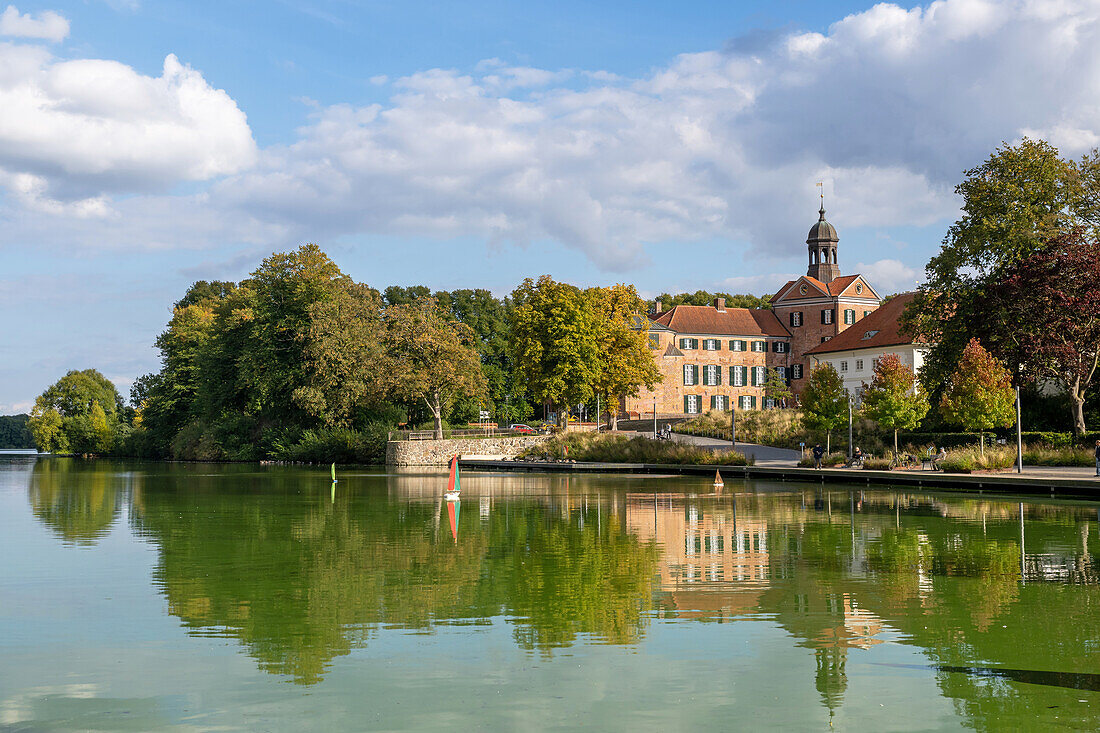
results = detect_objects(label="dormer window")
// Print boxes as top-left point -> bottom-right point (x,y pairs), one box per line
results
861,330 -> 879,340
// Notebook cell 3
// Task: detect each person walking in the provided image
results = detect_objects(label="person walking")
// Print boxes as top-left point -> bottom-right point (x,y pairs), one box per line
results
812,443 -> 825,470
1094,439 -> 1100,477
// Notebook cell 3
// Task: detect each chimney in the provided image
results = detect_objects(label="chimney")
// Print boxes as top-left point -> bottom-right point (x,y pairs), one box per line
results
714,297 -> 726,311
651,300 -> 663,315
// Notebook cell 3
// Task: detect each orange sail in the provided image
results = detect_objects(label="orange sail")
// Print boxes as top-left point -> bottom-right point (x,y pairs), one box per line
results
447,497 -> 460,541
714,468 -> 724,487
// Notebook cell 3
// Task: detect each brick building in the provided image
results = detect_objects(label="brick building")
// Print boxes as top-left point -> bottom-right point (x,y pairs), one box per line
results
623,204 -> 883,417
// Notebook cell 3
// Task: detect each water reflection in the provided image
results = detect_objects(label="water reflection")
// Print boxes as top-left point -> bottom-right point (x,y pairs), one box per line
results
20,461 -> 1100,728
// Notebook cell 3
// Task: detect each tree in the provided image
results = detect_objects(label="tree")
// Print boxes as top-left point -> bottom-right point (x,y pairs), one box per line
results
986,232 -> 1100,433
763,368 -> 793,407
27,369 -> 124,454
292,281 -> 387,428
906,139 -> 1100,401
861,354 -> 929,454
800,364 -> 848,453
939,339 -> 1016,454
654,290 -> 771,310
383,298 -> 489,439
0,414 -> 34,449
510,276 -> 600,423
587,284 -> 662,430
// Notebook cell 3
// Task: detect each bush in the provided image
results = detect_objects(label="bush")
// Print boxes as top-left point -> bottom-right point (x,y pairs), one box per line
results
939,445 -> 1016,473
896,432 -> 993,450
519,432 -> 753,466
797,452 -> 846,468
862,458 -> 893,471
1022,446 -> 1094,467
271,423 -> 391,464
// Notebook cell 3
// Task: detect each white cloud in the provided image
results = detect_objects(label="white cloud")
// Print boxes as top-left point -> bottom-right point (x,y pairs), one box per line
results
0,47 -> 256,206
854,258 -> 923,293
0,5 -> 68,42
8,0 -> 1100,272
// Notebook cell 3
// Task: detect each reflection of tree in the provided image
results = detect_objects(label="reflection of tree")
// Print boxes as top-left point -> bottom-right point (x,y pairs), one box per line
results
28,459 -> 121,545
131,474 -> 660,683
486,508 -> 659,651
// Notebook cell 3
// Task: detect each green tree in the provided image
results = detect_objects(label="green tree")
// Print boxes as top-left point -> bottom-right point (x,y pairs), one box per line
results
588,284 -> 661,430
861,354 -> 929,454
764,368 -> 793,407
0,414 -> 34,449
906,139 -> 1100,400
28,369 -> 124,454
800,363 -> 848,453
383,298 -> 489,439
940,339 -> 1017,454
654,290 -> 771,310
510,276 -> 600,423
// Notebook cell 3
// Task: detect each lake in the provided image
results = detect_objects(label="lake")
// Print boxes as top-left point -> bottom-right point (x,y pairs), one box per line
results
2,456 -> 1098,731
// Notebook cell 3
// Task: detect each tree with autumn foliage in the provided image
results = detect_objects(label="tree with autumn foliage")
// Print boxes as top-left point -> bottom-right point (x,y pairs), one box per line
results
861,354 -> 929,455
800,363 -> 847,453
985,232 -> 1100,434
383,298 -> 489,440
587,284 -> 662,430
939,339 -> 1016,455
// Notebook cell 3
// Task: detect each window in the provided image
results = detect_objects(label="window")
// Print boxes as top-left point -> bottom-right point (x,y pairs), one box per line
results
773,341 -> 789,353
861,330 -> 879,340
679,337 -> 699,350
776,366 -> 787,380
821,337 -> 828,343
872,358 -> 880,369
702,364 -> 721,386
685,395 -> 701,414
790,311 -> 803,327
822,309 -> 834,325
683,364 -> 699,386
751,366 -> 765,386
648,334 -> 660,349
703,338 -> 720,350
711,395 -> 728,411
730,365 -> 746,387
792,364 -> 803,379
844,309 -> 855,325
864,310 -> 872,318
729,339 -> 746,351
856,359 -> 863,370
739,395 -> 757,410
840,361 -> 848,372
765,397 -> 775,409
751,340 -> 766,352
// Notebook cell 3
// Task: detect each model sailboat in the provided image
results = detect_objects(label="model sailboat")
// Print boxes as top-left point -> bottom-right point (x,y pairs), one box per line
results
445,455 -> 461,501
331,462 -> 337,482
713,469 -> 724,488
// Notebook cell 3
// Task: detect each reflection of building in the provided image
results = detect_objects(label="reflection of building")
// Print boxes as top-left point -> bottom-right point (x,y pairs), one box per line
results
626,494 -> 770,618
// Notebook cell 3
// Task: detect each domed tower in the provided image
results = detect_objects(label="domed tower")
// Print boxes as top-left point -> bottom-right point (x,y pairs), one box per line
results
806,204 -> 840,283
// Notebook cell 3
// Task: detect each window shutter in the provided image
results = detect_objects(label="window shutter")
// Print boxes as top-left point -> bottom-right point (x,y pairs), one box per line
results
694,365 -> 700,385
751,396 -> 757,409
716,366 -> 722,386
684,395 -> 689,413
821,309 -> 826,324
715,340 -> 721,350
789,312 -> 795,326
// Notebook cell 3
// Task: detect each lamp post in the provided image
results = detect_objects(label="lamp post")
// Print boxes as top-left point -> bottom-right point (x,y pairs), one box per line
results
653,397 -> 657,439
731,398 -> 736,447
847,394 -> 853,460
1016,385 -> 1023,474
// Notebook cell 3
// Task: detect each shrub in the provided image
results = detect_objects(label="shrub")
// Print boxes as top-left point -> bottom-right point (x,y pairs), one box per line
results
939,445 -> 1016,473
797,452 -> 846,468
271,423 -> 391,464
862,458 -> 893,471
1022,446 -> 1094,467
519,433 -> 753,466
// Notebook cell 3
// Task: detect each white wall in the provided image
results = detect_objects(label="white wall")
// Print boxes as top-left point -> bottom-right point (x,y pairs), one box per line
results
812,344 -> 929,402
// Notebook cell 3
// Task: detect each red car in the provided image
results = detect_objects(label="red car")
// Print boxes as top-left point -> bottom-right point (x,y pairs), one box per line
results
509,424 -> 535,434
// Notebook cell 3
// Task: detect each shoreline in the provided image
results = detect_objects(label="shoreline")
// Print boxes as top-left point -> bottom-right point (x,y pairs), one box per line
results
458,458 -> 1100,500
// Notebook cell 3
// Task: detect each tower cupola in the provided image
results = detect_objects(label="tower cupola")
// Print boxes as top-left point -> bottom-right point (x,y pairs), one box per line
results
807,204 -> 840,283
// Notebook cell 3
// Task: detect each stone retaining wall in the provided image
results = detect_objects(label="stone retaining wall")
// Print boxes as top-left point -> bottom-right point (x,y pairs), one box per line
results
385,435 -> 552,466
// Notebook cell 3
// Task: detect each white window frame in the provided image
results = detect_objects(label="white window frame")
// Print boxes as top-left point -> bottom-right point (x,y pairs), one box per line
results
840,361 -> 848,372
855,359 -> 863,370
739,395 -> 752,410
792,364 -> 803,379
823,309 -> 833,325
791,311 -> 802,327
683,364 -> 696,386
686,395 -> 700,414
703,364 -> 718,386
703,339 -> 718,351
732,366 -> 744,387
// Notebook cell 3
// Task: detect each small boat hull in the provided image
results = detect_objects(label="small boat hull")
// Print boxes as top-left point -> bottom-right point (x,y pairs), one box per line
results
445,491 -> 460,502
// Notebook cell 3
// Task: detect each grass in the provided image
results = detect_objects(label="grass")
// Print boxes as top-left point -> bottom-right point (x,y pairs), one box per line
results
519,432 -> 753,466
796,452 -> 847,468
939,445 -> 1017,473
862,458 -> 894,471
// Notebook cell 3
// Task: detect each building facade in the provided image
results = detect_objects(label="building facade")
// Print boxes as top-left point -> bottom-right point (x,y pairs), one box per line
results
624,205 -> 884,417
804,292 -> 929,402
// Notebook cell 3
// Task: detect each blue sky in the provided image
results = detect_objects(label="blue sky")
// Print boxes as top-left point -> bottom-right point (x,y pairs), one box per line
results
2,0 -> 1097,412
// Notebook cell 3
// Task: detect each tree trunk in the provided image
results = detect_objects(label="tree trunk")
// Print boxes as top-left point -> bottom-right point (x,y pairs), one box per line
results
826,430 -> 831,454
979,432 -> 984,457
1070,380 -> 1087,435
894,429 -> 899,456
609,397 -> 618,431
429,390 -> 443,440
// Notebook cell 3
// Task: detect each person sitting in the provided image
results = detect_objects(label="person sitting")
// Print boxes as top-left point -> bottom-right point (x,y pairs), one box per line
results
930,446 -> 947,470
846,446 -> 864,467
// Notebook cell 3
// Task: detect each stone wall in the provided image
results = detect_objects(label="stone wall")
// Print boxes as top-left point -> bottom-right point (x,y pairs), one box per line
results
385,435 -> 552,466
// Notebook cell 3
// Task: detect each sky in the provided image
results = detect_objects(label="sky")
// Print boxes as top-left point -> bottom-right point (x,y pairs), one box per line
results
2,0 -> 1099,413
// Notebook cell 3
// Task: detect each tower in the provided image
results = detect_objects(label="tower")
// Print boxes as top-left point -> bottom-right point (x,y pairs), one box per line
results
806,202 -> 840,284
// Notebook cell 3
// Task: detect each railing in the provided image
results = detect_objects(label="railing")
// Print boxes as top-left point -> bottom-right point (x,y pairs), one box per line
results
388,428 -> 540,441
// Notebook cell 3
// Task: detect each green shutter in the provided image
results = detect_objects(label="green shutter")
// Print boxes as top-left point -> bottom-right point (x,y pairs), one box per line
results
695,365 -> 701,384
716,366 -> 722,386
715,340 -> 722,350
741,366 -> 748,386
751,396 -> 757,409
684,395 -> 689,413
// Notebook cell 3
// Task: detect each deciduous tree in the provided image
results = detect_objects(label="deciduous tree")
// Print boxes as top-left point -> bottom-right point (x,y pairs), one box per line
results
384,298 -> 488,439
986,232 -> 1100,434
801,364 -> 848,453
763,368 -> 793,407
587,284 -> 661,430
861,355 -> 929,454
940,339 -> 1017,454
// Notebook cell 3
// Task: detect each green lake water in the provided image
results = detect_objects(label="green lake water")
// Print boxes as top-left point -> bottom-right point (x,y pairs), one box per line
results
2,456 -> 1099,731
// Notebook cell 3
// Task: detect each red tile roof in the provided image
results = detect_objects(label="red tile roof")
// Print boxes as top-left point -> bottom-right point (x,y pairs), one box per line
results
650,305 -> 791,338
773,274 -> 867,301
826,274 -> 861,296
805,292 -> 924,355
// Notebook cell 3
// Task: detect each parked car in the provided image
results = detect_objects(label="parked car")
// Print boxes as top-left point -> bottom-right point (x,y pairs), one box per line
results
509,424 -> 535,434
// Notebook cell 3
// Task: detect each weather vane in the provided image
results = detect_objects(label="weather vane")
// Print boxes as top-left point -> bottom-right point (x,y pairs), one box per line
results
816,181 -> 824,208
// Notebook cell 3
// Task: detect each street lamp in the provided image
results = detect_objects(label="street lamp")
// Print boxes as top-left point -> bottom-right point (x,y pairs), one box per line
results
653,397 -> 658,439
847,393 -> 853,460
